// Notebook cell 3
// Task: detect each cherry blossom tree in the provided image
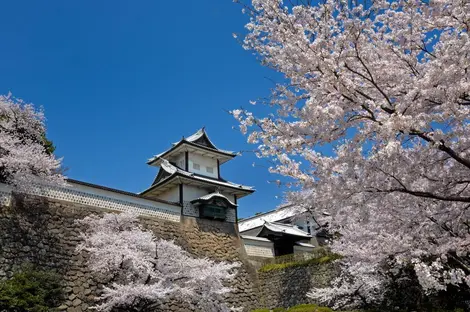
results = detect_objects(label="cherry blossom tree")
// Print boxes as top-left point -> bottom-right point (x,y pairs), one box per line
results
233,0 -> 470,308
77,212 -> 239,312
0,94 -> 63,189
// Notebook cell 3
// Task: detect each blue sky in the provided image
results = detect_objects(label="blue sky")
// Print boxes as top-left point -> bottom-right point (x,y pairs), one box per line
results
0,0 -> 290,218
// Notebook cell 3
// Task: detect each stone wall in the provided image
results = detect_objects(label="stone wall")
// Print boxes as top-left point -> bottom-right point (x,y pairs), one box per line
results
257,263 -> 339,309
0,194 -> 260,312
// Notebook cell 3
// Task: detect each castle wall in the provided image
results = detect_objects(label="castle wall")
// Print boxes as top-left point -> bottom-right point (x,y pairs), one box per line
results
0,187 -> 261,312
257,262 -> 339,309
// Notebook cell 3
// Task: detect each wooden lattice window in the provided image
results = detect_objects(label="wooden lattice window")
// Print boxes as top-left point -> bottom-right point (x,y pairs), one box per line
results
200,204 -> 226,220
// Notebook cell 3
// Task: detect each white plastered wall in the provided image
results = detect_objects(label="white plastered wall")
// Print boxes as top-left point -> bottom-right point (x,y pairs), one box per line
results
243,238 -> 274,258
188,153 -> 218,179
183,185 -> 209,202
182,185 -> 207,217
157,186 -> 180,203
174,153 -> 186,170
290,214 -> 318,237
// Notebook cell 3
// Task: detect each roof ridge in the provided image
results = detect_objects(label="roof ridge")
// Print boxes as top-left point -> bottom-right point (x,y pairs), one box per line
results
238,203 -> 298,222
265,220 -> 297,227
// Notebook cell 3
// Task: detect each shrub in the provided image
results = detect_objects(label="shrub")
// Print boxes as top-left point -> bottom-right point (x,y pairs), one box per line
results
0,264 -> 64,312
273,308 -> 287,312
251,309 -> 270,312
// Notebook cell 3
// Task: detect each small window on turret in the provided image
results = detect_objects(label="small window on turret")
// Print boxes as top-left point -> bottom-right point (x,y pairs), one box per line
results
193,163 -> 200,170
206,167 -> 213,173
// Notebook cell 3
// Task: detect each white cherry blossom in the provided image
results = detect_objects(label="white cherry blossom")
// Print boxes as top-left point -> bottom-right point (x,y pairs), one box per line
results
78,212 -> 239,312
234,0 -> 470,306
0,94 -> 63,189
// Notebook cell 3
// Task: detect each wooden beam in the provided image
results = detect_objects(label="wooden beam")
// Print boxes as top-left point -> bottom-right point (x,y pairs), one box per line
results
179,184 -> 184,206
185,151 -> 188,171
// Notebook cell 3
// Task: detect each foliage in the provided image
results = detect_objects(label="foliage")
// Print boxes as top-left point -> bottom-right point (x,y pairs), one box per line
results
259,253 -> 342,273
77,212 -> 239,312
40,134 -> 55,155
0,94 -> 63,189
0,264 -> 64,312
234,0 -> 470,308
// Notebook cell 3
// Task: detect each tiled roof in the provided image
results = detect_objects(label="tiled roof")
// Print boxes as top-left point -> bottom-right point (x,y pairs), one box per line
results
141,160 -> 254,195
238,204 -> 306,232
295,242 -> 316,248
192,191 -> 237,206
148,128 -> 236,164
262,221 -> 312,238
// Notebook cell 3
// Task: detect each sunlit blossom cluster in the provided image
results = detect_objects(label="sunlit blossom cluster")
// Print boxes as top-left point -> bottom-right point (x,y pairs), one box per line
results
77,212 -> 239,312
235,0 -> 470,307
0,94 -> 63,189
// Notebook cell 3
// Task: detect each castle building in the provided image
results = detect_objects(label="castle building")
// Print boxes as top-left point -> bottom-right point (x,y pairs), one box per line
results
0,128 -> 254,226
140,128 -> 254,222
239,204 -> 321,259
0,127 -> 260,312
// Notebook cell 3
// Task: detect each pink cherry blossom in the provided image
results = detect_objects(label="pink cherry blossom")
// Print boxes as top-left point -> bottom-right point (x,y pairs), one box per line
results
234,0 -> 470,307
0,94 -> 64,189
77,212 -> 239,312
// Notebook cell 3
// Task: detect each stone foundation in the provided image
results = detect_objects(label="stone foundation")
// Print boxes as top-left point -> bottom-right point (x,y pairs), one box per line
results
0,194 -> 260,312
257,263 -> 339,309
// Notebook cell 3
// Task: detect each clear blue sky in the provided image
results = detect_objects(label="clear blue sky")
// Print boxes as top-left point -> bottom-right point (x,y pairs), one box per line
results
0,0 -> 290,218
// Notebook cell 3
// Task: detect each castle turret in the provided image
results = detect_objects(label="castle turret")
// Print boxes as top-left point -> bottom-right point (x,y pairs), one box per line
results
140,128 -> 254,222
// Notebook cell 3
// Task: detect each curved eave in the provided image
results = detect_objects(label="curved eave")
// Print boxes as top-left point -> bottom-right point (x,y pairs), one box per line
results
259,222 -> 312,239
191,198 -> 237,209
151,166 -> 172,186
140,173 -> 254,199
191,194 -> 238,208
147,140 -> 236,166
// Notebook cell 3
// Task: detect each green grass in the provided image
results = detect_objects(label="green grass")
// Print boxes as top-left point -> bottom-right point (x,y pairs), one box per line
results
258,253 -> 342,273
